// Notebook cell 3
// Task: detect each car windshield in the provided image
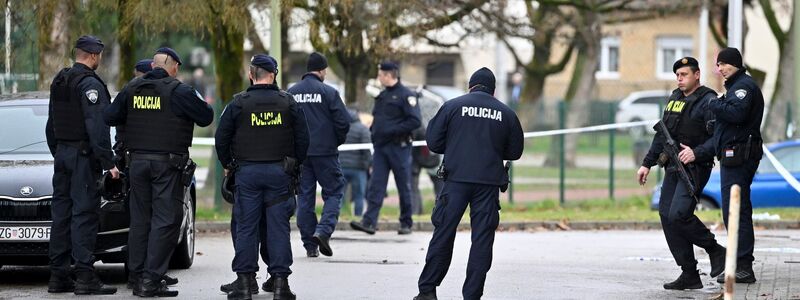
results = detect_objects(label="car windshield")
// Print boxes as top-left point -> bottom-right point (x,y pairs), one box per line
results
0,104 -> 50,154
759,145 -> 800,174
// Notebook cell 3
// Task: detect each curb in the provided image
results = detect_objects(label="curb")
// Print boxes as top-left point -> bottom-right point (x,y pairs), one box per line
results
196,220 -> 800,233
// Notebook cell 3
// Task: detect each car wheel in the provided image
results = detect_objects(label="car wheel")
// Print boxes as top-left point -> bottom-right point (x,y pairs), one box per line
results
695,197 -> 719,211
169,188 -> 195,269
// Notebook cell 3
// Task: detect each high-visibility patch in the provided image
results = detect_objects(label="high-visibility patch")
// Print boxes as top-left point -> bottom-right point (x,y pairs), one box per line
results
133,95 -> 161,110
251,111 -> 283,126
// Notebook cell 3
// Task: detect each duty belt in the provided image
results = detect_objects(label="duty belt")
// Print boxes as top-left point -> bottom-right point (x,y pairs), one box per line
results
57,140 -> 86,148
129,153 -> 171,162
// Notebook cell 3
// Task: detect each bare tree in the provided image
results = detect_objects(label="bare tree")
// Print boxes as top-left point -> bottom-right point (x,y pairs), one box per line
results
35,0 -> 75,90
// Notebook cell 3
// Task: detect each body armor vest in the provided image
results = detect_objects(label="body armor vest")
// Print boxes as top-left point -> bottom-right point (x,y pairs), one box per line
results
49,67 -> 104,141
661,86 -> 716,148
232,90 -> 295,161
125,77 -> 194,153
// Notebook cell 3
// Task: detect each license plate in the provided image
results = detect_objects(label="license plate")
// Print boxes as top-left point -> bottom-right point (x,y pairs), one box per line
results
0,226 -> 50,241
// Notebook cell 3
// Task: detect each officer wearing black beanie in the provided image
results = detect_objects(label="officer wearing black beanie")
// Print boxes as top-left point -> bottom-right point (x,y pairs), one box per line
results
709,47 -> 764,284
288,51 -> 350,258
414,67 -> 524,300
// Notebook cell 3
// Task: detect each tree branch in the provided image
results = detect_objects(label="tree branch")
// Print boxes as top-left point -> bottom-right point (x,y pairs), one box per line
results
758,0 -> 787,46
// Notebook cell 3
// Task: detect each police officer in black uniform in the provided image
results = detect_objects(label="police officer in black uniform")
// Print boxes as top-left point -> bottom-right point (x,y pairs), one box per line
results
351,61 -> 421,235
288,52 -> 349,257
134,59 -> 153,78
215,54 -> 309,300
709,47 -> 764,284
414,68 -> 523,300
104,47 -> 214,297
636,57 -> 727,290
45,35 -> 119,295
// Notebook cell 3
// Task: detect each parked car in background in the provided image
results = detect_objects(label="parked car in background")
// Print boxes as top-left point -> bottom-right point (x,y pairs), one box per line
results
651,140 -> 800,210
615,90 -> 670,138
0,92 -> 196,270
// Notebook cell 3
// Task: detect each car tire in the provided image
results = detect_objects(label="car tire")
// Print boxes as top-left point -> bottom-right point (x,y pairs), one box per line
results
696,197 -> 719,211
169,189 -> 195,269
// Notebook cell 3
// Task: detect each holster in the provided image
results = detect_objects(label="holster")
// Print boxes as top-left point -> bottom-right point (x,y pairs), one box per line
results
180,158 -> 196,187
282,156 -> 301,195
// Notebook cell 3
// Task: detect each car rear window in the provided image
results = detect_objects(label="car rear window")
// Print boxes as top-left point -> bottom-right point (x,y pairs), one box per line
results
0,105 -> 50,154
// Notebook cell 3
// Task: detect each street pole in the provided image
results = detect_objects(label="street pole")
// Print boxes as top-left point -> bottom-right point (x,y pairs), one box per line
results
727,0 -> 743,49
698,0 -> 709,84
794,0 -> 800,139
270,0 -> 282,87
3,0 -> 10,94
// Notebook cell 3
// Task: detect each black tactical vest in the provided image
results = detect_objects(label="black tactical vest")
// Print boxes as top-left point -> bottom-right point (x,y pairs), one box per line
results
124,77 -> 194,153
49,67 -> 104,141
232,90 -> 295,162
661,86 -> 716,148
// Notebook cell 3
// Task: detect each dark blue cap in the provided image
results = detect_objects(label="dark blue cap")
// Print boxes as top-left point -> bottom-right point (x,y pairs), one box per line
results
378,61 -> 399,71
75,35 -> 104,54
135,59 -> 153,73
155,47 -> 182,65
250,54 -> 277,73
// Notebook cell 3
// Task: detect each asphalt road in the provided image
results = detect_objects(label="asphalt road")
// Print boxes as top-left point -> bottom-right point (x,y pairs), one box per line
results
1,229 -> 798,299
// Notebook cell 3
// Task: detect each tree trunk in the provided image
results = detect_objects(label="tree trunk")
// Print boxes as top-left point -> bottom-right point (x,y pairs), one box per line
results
36,0 -> 72,90
517,70 -> 546,131
763,23 -> 795,142
210,25 -> 244,104
543,11 -> 600,167
117,0 -> 135,88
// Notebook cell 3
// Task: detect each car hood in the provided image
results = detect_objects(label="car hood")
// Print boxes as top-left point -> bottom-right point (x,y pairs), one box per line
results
0,158 -> 54,199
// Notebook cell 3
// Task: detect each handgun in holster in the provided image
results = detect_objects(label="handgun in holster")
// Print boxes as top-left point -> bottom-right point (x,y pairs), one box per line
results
283,156 -> 301,195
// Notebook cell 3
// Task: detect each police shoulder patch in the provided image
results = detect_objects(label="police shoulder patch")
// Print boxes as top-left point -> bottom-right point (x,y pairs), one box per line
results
85,89 -> 99,104
735,89 -> 747,99
407,96 -> 417,107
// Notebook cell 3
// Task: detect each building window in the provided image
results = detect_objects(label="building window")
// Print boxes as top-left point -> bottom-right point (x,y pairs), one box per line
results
656,36 -> 693,79
596,36 -> 620,79
425,61 -> 455,86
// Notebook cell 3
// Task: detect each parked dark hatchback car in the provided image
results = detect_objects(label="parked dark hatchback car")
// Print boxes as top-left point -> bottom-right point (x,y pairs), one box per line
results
0,92 -> 196,270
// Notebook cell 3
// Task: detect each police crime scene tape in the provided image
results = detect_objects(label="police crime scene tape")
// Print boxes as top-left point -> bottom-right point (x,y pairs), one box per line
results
192,119 -> 800,195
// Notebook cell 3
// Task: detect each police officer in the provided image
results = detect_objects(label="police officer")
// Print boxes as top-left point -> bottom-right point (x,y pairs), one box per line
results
287,52 -> 350,257
414,68 -> 523,300
104,47 -> 214,297
45,35 -> 119,295
134,59 -> 153,78
636,57 -> 727,290
351,61 -> 421,235
215,54 -> 309,300
709,47 -> 764,284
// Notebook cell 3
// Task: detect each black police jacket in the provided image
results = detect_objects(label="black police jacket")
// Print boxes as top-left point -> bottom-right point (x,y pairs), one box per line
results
45,63 -> 115,170
642,86 -> 717,168
104,68 -> 214,154
709,68 -> 764,159
371,81 -> 421,146
286,73 -> 350,156
215,84 -> 310,168
426,90 -> 524,186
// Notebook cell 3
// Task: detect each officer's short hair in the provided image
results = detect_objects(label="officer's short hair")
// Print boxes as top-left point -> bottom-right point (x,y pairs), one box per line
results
153,53 -> 178,69
249,65 -> 270,81
74,48 -> 94,60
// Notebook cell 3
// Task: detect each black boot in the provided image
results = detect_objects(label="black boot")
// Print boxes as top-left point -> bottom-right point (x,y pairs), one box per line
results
708,244 -> 726,278
272,277 -> 296,300
663,270 -> 703,290
262,276 -> 274,293
139,277 -> 178,297
227,273 -> 254,300
220,274 -> 259,294
47,271 -> 74,293
313,233 -> 333,257
717,264 -> 757,284
162,274 -> 179,285
74,271 -> 117,295
350,221 -> 376,235
306,248 -> 320,258
413,290 -> 438,300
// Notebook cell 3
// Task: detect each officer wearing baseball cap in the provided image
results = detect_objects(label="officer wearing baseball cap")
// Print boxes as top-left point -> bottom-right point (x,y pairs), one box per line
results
351,60 -> 421,235
105,47 -> 214,297
709,47 -> 764,284
637,56 -> 727,290
45,34 -> 119,295
216,54 -> 309,300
